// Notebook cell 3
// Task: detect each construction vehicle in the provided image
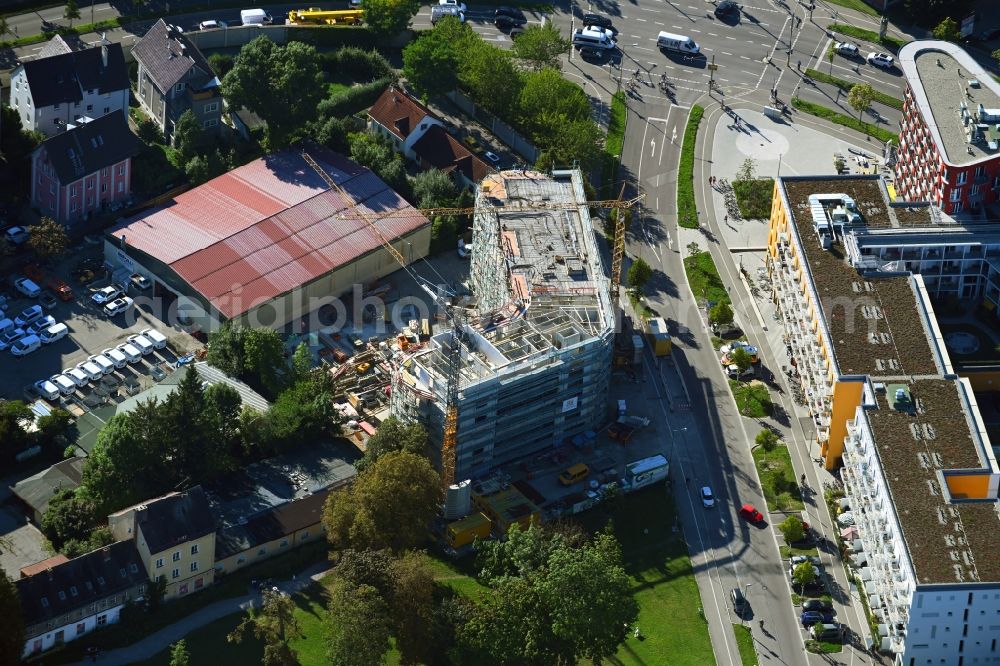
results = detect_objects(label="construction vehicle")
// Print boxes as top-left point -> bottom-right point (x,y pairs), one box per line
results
288,8 -> 363,24
299,147 -> 642,490
646,317 -> 672,356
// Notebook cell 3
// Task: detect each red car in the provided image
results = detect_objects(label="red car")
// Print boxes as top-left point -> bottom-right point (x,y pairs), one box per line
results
47,277 -> 74,301
739,503 -> 764,523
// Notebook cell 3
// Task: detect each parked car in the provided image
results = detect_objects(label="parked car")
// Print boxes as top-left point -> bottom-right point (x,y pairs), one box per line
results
800,610 -> 834,627
130,273 -> 152,290
117,342 -> 143,364
730,587 -> 747,615
47,278 -> 74,301
484,151 -> 501,165
580,46 -> 609,62
0,327 -> 26,350
790,555 -> 822,567
11,335 -> 42,357
91,286 -> 121,305
89,354 -> 116,375
64,366 -> 90,387
866,52 -> 894,68
140,328 -> 168,349
26,315 -> 56,336
439,0 -> 467,11
495,6 -> 526,20
834,42 -> 859,57
40,323 -> 68,344
103,296 -> 134,317
102,347 -> 129,369
801,599 -> 834,612
77,360 -> 104,381
39,292 -> 58,309
581,13 -> 613,31
701,486 -> 715,508
738,503 -> 764,523
49,374 -> 77,395
198,19 -> 227,29
14,305 -> 43,328
128,333 -> 155,356
811,623 -> 842,640
35,379 -> 61,401
4,226 -> 29,245
14,277 -> 41,298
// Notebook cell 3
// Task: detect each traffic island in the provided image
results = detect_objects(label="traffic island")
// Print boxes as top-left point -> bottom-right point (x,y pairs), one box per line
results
677,105 -> 704,229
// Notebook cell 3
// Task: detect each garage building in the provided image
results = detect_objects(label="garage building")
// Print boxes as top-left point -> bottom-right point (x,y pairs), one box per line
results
105,147 -> 430,328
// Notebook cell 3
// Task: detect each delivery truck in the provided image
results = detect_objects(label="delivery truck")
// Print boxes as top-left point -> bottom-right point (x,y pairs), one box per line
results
241,8 -> 273,25
621,455 -> 669,492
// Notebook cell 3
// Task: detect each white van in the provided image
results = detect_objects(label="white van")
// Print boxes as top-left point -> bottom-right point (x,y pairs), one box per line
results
657,31 -> 700,55
35,379 -> 61,401
572,27 -> 617,50
241,8 -> 273,25
102,347 -> 129,369
11,334 -> 41,357
50,374 -> 77,396
0,318 -> 13,337
15,277 -> 41,298
40,322 -> 68,344
141,328 -> 168,350
128,333 -> 155,356
118,342 -> 143,364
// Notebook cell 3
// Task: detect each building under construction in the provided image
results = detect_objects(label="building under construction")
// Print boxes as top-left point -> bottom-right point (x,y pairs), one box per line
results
390,169 -> 615,481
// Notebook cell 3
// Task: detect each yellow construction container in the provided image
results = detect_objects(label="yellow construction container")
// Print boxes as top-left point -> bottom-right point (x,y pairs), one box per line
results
646,317 -> 672,356
445,512 -> 493,549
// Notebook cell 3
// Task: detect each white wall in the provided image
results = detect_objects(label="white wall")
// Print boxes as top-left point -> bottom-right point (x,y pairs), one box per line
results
903,588 -> 1000,665
22,604 -> 124,659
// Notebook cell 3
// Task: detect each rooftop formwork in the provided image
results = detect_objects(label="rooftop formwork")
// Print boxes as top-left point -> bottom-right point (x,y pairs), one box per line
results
390,169 -> 615,480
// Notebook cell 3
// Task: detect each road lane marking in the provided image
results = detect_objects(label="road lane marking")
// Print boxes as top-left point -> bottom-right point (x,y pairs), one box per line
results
708,32 -> 719,36
721,51 -> 733,56
726,35 -> 737,40
636,17 -> 647,22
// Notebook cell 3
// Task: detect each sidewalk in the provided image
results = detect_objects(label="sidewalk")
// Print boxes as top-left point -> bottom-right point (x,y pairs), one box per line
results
64,562 -> 333,666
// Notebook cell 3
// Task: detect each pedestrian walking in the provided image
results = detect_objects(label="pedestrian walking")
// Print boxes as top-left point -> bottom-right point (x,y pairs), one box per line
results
797,60 -> 801,70
724,214 -> 728,224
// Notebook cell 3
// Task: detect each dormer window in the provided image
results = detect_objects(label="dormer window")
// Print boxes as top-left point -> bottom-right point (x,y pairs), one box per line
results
174,83 -> 185,93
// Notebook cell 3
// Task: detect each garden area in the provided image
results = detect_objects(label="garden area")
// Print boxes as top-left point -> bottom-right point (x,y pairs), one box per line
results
731,178 -> 774,220
752,445 -> 803,512
731,380 -> 772,418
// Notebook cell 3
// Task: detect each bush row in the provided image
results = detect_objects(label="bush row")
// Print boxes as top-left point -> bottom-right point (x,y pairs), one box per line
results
791,97 -> 898,144
317,76 -> 395,119
804,68 -> 903,110
677,105 -> 704,229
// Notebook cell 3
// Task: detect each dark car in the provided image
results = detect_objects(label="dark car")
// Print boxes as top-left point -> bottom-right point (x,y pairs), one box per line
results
580,46 -> 608,62
582,13 -> 614,31
714,0 -> 739,16
802,599 -> 833,612
495,14 -> 527,30
800,610 -> 834,627
495,6 -> 526,21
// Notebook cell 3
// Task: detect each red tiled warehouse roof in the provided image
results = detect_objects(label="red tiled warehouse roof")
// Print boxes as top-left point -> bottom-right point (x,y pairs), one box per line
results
111,148 -> 428,319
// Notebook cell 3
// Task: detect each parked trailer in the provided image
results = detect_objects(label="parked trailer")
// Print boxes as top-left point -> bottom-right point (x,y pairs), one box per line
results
621,454 -> 669,493
288,8 -> 363,24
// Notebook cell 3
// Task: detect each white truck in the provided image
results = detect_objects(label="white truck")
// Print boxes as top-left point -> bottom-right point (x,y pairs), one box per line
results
241,8 -> 273,25
656,31 -> 700,55
621,454 -> 669,493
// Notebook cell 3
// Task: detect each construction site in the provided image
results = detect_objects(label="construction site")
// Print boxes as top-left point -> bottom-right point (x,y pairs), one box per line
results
389,169 -> 616,481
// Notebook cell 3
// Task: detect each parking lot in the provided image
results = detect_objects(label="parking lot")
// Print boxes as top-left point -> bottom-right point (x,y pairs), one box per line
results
2,244 -> 200,403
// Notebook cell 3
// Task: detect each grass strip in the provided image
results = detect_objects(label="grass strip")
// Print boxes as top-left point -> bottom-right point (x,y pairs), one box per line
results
733,624 -> 759,666
827,23 -> 908,52
683,250 -> 728,306
791,97 -> 898,144
753,445 -> 804,512
822,0 -> 880,16
730,380 -> 772,418
600,91 -> 628,197
677,105 -> 704,229
804,68 -> 903,110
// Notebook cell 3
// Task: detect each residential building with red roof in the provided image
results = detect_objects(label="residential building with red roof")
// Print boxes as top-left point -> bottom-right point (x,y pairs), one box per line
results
104,147 -> 430,328
368,86 -> 491,188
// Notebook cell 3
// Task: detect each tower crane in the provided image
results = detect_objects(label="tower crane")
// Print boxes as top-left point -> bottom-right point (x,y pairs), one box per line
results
300,149 -> 642,488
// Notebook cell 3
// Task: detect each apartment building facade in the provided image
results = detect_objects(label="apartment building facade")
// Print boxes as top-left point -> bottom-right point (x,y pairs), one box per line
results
896,40 -> 1000,215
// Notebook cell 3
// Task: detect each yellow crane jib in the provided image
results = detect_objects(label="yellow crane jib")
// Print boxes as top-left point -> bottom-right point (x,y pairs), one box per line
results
288,8 -> 363,24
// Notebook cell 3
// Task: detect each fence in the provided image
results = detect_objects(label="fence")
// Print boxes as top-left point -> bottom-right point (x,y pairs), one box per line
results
446,90 -> 539,165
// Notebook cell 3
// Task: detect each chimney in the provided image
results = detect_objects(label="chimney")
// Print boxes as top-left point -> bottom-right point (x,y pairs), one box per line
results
101,33 -> 108,68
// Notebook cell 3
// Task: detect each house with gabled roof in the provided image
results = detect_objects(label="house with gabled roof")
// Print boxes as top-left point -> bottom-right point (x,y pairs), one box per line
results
132,19 -> 223,141
30,112 -> 142,225
8,35 -> 129,137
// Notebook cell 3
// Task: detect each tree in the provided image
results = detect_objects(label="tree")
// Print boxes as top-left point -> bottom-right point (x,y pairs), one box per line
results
41,489 -> 101,553
546,118 -> 604,170
848,83 -> 876,122
228,588 -> 304,666
779,515 -> 805,544
932,16 -> 960,42
792,560 -> 817,590
755,428 -> 779,453
512,23 -> 571,71
260,374 -> 341,452
332,548 -> 396,596
461,524 -> 637,664
729,346 -> 753,373
736,157 -> 757,183
461,45 -> 522,119
0,17 -> 10,41
207,53 -> 235,77
169,639 -> 190,666
412,168 -> 459,209
627,257 -> 652,291
0,573 -> 25,666
323,451 -> 441,552
350,131 -> 409,194
207,325 -> 286,396
81,408 -> 167,514
356,416 -> 429,473
709,301 -> 733,327
289,342 -> 313,386
363,0 -> 420,36
326,579 -> 392,666
901,0 -> 971,26
26,216 -> 69,261
518,68 -> 592,140
221,38 -> 325,148
174,110 -> 209,163
403,32 -> 460,97
64,0 -> 80,26
389,552 -> 437,665
826,42 -> 836,73
0,400 -> 33,463
185,150 -> 226,185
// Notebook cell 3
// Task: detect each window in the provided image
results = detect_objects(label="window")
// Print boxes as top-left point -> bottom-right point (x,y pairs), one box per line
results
191,544 -> 199,555
103,107 -> 109,114
155,558 -> 164,569
951,188 -> 962,202
119,567 -> 127,579
76,623 -> 85,636
957,171 -> 968,185
280,539 -> 289,548
130,563 -> 139,574
953,201 -> 964,214
190,562 -> 199,572
101,183 -> 107,193
174,83 -> 185,93
976,166 -> 985,178
118,165 -> 125,176
195,578 -> 204,590
172,568 -> 180,579
96,615 -> 107,627
257,547 -> 267,556
118,182 -> 125,193
58,590 -> 67,600
70,202 -> 78,213
237,556 -> 246,564
204,102 -> 219,113
87,196 -> 93,206
87,104 -> 93,112
972,184 -> 980,196
70,185 -> 78,197
70,586 -> 78,597
102,167 -> 109,178
87,180 -> 94,190
202,119 -> 218,129
179,583 -> 189,595
173,551 -> 181,562
40,597 -> 49,608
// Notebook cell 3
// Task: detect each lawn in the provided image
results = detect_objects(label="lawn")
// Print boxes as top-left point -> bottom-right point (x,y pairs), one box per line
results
822,0 -> 879,16
806,638 -> 844,654
601,91 -> 628,195
678,105 -> 705,229
730,380 -> 772,418
779,544 -> 820,559
731,179 -> 774,219
803,68 -> 903,110
752,445 -> 803,512
791,97 -> 898,144
732,624 -> 758,666
327,81 -> 352,97
684,250 -> 729,306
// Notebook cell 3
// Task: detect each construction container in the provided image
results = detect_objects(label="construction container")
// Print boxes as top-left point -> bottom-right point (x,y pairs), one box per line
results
444,479 -> 472,520
646,317 -> 672,356
446,512 -> 492,549
631,334 -> 644,364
